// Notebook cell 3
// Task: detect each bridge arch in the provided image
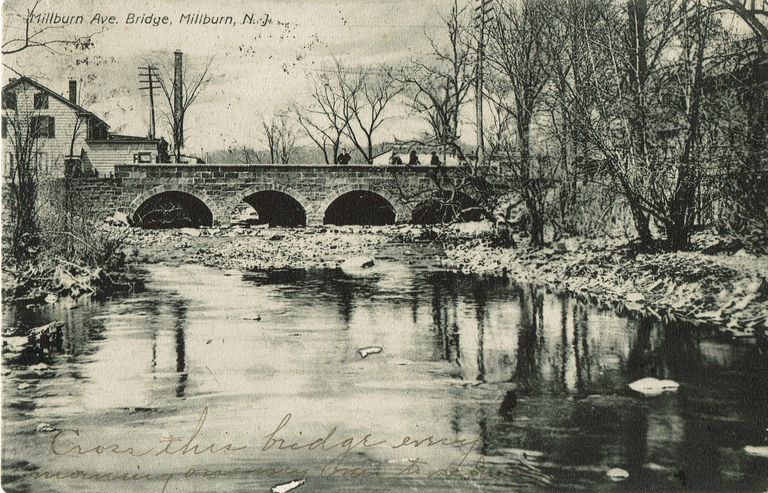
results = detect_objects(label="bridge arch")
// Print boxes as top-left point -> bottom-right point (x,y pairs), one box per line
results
411,191 -> 482,224
321,187 -> 400,226
129,186 -> 216,228
232,185 -> 309,227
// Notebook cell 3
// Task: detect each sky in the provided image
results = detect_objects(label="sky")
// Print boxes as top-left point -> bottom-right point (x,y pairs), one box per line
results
2,0 -> 458,154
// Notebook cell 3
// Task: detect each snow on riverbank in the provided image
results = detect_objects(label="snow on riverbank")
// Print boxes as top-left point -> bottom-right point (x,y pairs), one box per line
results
115,224 -> 767,333
120,225 -> 399,270
442,236 -> 768,334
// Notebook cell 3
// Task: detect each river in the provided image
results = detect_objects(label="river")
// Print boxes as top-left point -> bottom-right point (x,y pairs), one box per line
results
2,253 -> 767,492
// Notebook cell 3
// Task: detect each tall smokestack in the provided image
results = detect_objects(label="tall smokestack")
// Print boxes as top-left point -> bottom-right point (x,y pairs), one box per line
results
174,50 -> 183,153
68,80 -> 77,104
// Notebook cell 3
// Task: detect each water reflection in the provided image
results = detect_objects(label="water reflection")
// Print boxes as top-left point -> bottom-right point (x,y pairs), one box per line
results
2,262 -> 767,492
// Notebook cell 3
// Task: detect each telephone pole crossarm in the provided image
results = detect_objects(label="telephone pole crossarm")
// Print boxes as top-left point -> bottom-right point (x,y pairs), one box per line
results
138,65 -> 159,139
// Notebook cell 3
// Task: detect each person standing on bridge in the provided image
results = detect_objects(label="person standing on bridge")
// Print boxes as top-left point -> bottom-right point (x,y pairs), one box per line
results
430,152 -> 442,168
157,137 -> 171,163
408,150 -> 420,166
337,149 -> 352,165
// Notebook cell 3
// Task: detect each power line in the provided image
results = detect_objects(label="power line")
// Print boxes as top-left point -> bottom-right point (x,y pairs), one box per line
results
138,65 -> 161,138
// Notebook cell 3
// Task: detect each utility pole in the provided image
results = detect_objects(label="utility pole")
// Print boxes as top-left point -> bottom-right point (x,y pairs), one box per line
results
139,65 -> 160,138
474,0 -> 493,168
174,50 -> 184,156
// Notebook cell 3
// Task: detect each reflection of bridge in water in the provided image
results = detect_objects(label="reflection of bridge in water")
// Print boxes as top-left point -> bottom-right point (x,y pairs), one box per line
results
72,163 -> 486,227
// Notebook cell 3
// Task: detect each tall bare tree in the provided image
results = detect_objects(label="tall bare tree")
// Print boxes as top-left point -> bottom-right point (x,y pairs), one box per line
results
342,67 -> 401,164
540,0 -> 602,236
393,0 -> 475,159
295,62 -> 351,164
155,56 -> 212,162
3,98 -> 43,260
259,109 -> 297,164
549,0 -> 741,250
485,0 -> 555,246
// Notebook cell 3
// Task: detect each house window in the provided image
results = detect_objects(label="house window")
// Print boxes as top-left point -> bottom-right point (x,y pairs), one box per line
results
134,152 -> 153,163
87,119 -> 108,140
2,91 -> 16,110
30,116 -> 55,138
33,93 -> 49,110
2,117 -> 7,138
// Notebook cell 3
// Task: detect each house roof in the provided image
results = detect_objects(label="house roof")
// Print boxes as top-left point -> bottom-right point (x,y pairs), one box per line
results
2,76 -> 110,128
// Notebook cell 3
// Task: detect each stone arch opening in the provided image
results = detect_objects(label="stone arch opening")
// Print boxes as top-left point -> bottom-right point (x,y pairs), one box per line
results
234,190 -> 307,227
133,191 -> 213,229
323,190 -> 396,226
411,191 -> 482,224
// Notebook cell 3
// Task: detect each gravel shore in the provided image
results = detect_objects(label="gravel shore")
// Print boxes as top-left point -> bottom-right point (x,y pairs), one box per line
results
120,224 -> 414,270
115,223 -> 768,335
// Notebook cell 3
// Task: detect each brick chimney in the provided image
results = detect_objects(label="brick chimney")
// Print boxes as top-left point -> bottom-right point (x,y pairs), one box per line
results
174,50 -> 183,150
68,80 -> 77,104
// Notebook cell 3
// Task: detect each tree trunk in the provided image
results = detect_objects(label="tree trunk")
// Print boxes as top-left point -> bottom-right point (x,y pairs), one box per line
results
624,0 -> 656,248
527,193 -> 546,247
333,140 -> 340,164
518,111 -> 545,247
629,197 -> 653,246
366,136 -> 373,164
666,3 -> 707,251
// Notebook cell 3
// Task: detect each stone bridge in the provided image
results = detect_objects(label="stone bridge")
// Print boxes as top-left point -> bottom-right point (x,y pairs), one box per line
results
72,163 -> 479,227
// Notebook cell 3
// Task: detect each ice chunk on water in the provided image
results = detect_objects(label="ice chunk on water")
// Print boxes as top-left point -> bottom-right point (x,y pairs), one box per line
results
271,479 -> 305,493
358,346 -> 382,358
628,377 -> 679,396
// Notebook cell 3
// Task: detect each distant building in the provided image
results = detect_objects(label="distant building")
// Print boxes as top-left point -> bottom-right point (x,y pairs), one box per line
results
2,76 -> 159,178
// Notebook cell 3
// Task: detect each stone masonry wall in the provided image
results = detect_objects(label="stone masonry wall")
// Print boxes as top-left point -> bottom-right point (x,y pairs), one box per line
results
71,164 -> 447,226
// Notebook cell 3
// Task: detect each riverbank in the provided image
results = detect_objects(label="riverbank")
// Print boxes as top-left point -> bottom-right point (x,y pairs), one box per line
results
442,235 -> 768,336
1,247 -> 142,305
109,223 -> 768,337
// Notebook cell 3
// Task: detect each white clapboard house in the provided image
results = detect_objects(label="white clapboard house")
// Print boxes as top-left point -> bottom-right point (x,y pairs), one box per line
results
2,76 -> 159,178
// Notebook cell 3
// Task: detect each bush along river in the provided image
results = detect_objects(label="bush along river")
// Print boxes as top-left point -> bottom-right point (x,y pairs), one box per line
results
2,241 -> 768,493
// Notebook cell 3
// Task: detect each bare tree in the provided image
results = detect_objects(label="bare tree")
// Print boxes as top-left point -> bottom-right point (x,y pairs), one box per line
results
388,1 -> 524,231
712,0 -> 768,43
534,0 -> 604,237
155,56 -> 212,162
260,109 -> 297,164
485,0 -> 555,247
3,101 -> 43,260
296,61 -> 399,165
342,67 -> 401,164
295,62 -> 351,164
549,0 -> 743,250
1,2 -> 82,249
241,146 -> 258,164
1,0 -> 94,57
393,0 -> 475,159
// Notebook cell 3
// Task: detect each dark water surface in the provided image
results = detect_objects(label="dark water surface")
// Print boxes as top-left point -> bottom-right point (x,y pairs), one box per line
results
2,259 -> 767,492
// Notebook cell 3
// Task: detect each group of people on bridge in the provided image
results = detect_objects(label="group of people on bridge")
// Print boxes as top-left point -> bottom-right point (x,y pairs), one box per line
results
335,148 -> 444,167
